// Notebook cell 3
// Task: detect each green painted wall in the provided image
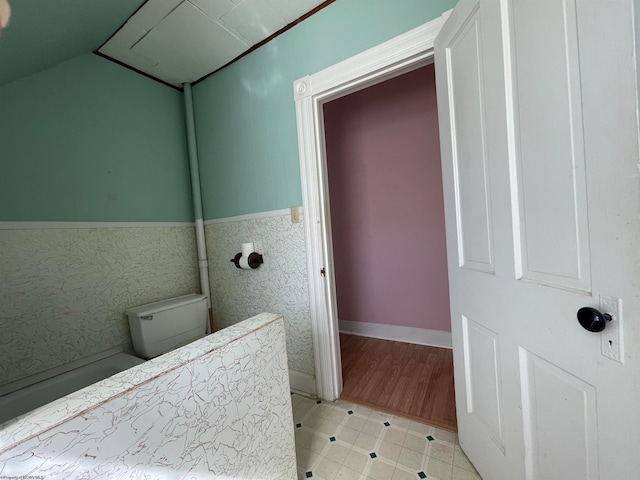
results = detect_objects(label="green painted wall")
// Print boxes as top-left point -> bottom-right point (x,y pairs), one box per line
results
0,54 -> 193,222
193,0 -> 456,220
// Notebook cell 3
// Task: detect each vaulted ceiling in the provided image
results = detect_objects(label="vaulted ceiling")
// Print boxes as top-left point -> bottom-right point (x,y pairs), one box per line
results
0,0 -> 326,89
99,0 -> 326,87
0,0 -> 145,87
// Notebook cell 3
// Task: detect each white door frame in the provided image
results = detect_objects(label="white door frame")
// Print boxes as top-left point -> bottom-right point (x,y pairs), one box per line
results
293,12 -> 451,400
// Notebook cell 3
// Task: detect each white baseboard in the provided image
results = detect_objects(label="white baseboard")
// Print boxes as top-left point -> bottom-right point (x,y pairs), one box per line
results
289,369 -> 317,396
339,320 -> 452,349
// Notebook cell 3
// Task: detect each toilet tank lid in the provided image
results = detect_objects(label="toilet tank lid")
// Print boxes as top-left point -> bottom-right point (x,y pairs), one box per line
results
126,294 -> 207,317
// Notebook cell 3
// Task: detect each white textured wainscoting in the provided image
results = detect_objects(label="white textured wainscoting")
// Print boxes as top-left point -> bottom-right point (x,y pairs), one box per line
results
205,209 -> 316,394
0,224 -> 199,388
339,319 -> 453,349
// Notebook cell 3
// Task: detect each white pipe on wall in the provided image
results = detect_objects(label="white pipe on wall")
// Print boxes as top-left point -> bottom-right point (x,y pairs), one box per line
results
183,83 -> 213,333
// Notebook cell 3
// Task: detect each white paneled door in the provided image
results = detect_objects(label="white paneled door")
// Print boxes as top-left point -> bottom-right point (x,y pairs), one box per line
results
435,1 -> 640,479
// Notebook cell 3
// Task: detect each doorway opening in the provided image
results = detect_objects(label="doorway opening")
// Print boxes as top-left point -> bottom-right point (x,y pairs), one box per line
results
322,64 -> 456,431
294,10 -> 454,426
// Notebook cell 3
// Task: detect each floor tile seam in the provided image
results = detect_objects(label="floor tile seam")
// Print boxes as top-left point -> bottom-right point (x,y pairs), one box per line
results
295,402 -> 318,412
401,445 -> 429,458
306,418 -> 338,431
427,442 -> 456,465
295,467 -> 310,480
382,429 -> 408,446
306,439 -> 331,457
294,404 -> 316,413
347,439 -> 382,457
398,447 -> 427,461
392,460 -> 431,479
367,418 -> 400,432
352,446 -> 398,465
359,454 -> 380,478
382,438 -> 407,448
311,452 -> 346,474
429,438 -> 457,448
322,450 -> 351,467
387,424 -> 411,433
313,421 -> 336,435
314,436 -> 332,453
407,439 -> 449,455
407,427 -> 434,437
296,419 -> 317,431
374,446 -> 402,465
323,437 -> 349,455
345,451 -> 396,479
309,449 -> 336,471
426,453 -> 455,467
383,424 -> 410,436
334,421 -> 360,436
452,461 -> 478,474
333,403 -> 374,418
336,463 -> 365,480
314,408 -> 337,420
414,448 -> 437,469
396,451 -> 427,471
297,424 -> 324,435
299,410 -> 319,423
339,408 -> 373,420
296,446 -> 318,463
318,424 -> 352,438
427,451 -> 456,466
326,437 -> 360,451
368,455 -> 398,469
303,418 -> 339,431
452,464 -> 481,479
315,414 -> 343,425
324,434 -> 353,455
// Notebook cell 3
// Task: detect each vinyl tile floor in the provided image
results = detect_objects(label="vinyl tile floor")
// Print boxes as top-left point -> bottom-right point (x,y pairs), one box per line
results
292,393 -> 482,480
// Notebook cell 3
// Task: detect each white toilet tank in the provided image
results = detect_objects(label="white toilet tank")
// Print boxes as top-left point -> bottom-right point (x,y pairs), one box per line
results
126,294 -> 208,359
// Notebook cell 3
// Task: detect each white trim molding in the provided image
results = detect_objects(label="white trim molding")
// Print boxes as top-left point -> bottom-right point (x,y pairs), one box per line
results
294,13 -> 448,401
204,207 -> 303,225
289,369 -> 317,397
339,320 -> 453,349
0,221 -> 195,230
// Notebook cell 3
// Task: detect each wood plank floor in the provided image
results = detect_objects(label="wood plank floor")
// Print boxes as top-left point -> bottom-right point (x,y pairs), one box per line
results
339,333 -> 457,432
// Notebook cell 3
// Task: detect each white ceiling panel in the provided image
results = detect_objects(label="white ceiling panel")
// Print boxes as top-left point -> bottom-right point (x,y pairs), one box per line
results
99,0 -> 327,87
130,0 -> 183,31
131,1 -> 249,84
264,0 -> 323,23
220,0 -> 285,45
187,0 -> 239,22
99,23 -> 160,68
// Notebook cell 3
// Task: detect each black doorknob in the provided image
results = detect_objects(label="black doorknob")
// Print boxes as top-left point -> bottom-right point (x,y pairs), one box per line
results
577,307 -> 612,333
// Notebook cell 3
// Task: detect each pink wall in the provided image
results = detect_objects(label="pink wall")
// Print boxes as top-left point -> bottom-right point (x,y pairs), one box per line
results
323,64 -> 451,332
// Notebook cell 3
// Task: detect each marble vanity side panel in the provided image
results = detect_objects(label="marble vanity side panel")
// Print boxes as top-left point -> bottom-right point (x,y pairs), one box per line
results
0,226 -> 199,387
0,313 -> 281,446
205,212 -> 315,377
0,317 -> 296,480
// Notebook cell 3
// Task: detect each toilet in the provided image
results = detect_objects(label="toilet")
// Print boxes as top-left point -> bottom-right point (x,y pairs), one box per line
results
126,294 -> 208,359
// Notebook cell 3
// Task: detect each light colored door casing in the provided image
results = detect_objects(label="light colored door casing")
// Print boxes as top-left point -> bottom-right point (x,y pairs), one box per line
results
293,14 -> 448,401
